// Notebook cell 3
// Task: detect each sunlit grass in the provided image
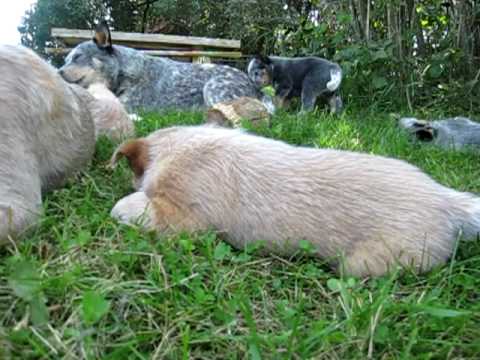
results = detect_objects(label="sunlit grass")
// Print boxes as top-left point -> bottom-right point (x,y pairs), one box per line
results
1,106 -> 480,359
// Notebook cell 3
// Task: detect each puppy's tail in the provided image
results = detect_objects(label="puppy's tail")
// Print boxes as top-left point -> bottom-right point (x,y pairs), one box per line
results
327,67 -> 342,92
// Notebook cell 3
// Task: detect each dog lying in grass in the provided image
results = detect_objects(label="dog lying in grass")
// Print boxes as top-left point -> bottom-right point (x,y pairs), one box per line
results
247,55 -> 343,113
0,45 -> 130,244
399,116 -> 480,150
59,22 -> 263,112
110,125 -> 480,277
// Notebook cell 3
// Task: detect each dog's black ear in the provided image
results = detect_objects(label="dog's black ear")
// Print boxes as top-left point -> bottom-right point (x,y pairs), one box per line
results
253,54 -> 269,64
258,55 -> 272,65
93,21 -> 113,53
414,126 -> 436,142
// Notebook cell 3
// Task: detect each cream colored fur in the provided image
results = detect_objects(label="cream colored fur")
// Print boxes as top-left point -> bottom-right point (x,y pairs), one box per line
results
87,83 -> 134,140
0,45 -> 120,243
111,125 -> 480,277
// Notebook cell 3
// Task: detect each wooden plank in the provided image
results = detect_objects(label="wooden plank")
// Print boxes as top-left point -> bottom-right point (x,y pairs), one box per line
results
45,47 -> 243,59
51,28 -> 241,49
145,50 -> 242,58
59,37 -> 193,51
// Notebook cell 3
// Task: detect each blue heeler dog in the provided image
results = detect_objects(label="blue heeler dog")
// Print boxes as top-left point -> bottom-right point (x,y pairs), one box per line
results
247,55 -> 343,113
399,116 -> 480,150
59,22 -> 263,112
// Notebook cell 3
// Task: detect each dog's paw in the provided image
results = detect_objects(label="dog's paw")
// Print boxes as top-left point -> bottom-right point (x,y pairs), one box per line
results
128,113 -> 143,122
111,191 -> 153,229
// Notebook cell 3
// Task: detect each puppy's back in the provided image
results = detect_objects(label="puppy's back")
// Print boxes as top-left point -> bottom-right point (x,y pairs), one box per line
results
0,45 -> 67,123
0,45 -> 96,242
0,45 -> 95,188
141,126 -> 480,276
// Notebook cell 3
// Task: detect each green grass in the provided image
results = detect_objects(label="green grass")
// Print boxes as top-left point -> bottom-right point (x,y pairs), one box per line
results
1,107 -> 480,359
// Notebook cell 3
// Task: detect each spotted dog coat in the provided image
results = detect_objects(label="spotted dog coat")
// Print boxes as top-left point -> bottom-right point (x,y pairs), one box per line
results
247,55 -> 343,113
400,116 -> 480,150
59,22 -> 262,112
110,125 -> 480,277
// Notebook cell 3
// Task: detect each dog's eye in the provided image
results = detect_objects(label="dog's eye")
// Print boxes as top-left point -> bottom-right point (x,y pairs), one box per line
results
72,53 -> 82,62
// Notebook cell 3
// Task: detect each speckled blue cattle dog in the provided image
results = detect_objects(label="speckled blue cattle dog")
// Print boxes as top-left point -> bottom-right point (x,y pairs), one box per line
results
399,116 -> 480,150
247,55 -> 343,113
59,22 -> 262,112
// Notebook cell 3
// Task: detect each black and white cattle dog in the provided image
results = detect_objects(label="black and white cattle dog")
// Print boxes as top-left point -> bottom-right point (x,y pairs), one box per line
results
247,55 -> 343,113
59,22 -> 264,112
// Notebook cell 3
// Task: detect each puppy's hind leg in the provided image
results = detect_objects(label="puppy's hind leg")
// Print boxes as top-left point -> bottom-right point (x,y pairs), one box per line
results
0,199 -> 41,244
328,94 -> 343,114
0,156 -> 42,244
300,83 -> 320,112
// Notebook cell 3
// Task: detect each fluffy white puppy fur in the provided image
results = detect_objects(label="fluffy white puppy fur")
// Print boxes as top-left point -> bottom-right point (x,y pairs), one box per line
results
0,45 -> 130,243
110,125 -> 480,277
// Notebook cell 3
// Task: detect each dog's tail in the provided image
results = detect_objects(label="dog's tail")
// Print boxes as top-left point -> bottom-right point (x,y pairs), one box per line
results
327,67 -> 342,92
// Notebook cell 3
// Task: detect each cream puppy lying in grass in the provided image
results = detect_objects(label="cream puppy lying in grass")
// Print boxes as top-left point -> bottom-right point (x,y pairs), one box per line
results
0,45 -> 132,244
110,125 -> 480,277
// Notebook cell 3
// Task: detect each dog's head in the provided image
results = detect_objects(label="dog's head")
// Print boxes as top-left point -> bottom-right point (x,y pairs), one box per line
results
399,117 -> 437,142
247,55 -> 273,88
59,21 -> 120,91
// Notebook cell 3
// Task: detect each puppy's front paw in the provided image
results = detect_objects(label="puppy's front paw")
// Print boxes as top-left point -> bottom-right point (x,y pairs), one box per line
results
128,113 -> 143,122
111,191 -> 154,229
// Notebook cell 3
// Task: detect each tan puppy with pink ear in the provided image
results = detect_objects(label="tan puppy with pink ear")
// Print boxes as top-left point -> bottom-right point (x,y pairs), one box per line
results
110,125 -> 480,277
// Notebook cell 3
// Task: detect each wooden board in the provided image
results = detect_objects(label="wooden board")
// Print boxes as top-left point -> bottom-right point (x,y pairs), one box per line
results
51,28 -> 241,50
45,47 -> 243,59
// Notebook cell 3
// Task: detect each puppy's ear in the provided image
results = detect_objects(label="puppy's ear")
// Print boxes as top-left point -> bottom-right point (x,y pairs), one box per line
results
110,139 -> 149,177
93,20 -> 113,54
258,55 -> 272,65
414,126 -> 436,142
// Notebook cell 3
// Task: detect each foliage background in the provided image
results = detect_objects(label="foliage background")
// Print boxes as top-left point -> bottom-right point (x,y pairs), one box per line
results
19,0 -> 480,112
6,1 -> 480,358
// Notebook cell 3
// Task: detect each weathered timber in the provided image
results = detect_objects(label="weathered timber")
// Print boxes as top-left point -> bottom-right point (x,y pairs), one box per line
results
45,47 -> 242,59
51,28 -> 241,50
